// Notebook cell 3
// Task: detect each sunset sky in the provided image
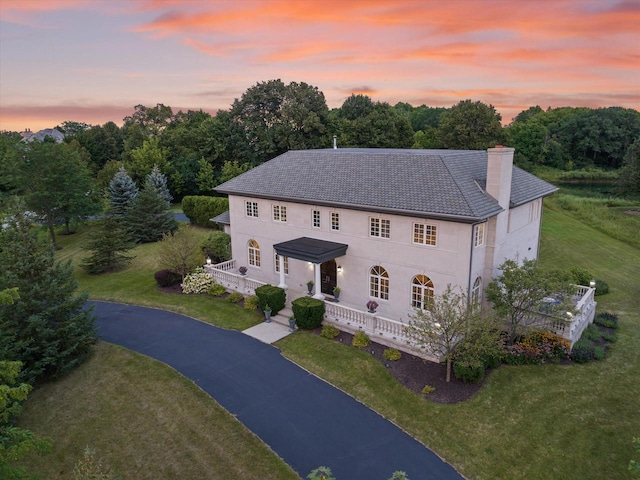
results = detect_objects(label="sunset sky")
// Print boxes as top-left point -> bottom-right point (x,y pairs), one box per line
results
1,0 -> 638,133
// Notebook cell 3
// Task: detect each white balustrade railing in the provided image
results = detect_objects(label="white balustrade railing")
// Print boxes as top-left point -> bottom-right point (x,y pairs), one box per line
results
213,259 -> 236,272
203,265 -> 597,354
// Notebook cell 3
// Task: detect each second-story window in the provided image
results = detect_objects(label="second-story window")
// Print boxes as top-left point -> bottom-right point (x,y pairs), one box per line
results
312,209 -> 321,228
474,223 -> 485,247
370,217 -> 390,238
331,212 -> 340,231
273,205 -> 287,222
246,201 -> 258,218
413,222 -> 437,246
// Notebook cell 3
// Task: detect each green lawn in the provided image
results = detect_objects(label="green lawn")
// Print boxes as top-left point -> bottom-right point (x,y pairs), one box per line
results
20,207 -> 640,479
19,343 -> 298,479
277,206 -> 640,480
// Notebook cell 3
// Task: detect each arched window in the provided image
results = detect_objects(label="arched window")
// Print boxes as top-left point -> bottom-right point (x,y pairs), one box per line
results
471,277 -> 482,308
369,266 -> 389,300
411,275 -> 434,309
248,239 -> 260,267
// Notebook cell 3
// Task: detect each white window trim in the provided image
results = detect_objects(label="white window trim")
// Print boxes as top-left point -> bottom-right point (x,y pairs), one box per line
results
369,217 -> 390,239
274,252 -> 289,275
474,223 -> 486,247
246,201 -> 258,218
273,204 -> 287,222
412,222 -> 437,247
331,212 -> 340,231
312,209 -> 321,228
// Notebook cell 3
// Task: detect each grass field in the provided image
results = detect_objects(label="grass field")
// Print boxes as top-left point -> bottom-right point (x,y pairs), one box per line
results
18,206 -> 640,479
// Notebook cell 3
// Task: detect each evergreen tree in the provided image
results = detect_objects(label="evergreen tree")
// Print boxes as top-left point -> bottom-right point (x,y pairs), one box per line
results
81,216 -> 135,273
0,212 -> 97,384
108,167 -> 138,216
126,178 -> 178,243
146,164 -> 173,205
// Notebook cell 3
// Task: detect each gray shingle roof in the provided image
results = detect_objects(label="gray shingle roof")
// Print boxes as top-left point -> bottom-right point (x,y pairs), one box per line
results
215,149 -> 557,223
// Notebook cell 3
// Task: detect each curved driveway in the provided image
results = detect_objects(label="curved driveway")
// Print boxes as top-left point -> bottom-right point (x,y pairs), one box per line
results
92,301 -> 464,480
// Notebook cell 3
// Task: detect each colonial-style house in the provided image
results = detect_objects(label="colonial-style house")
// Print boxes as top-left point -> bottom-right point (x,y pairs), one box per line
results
208,147 -> 595,355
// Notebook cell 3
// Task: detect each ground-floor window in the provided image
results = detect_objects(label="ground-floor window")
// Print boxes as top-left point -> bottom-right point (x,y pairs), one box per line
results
369,265 -> 389,300
274,252 -> 289,274
248,239 -> 260,267
411,274 -> 434,309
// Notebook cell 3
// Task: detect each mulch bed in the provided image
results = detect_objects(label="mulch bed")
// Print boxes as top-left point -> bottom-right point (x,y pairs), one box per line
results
311,328 -> 484,404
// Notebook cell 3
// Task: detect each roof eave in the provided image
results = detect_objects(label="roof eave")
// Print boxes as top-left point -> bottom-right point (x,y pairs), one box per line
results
215,189 -> 500,224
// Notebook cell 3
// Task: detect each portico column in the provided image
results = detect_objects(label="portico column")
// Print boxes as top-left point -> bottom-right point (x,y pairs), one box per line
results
278,255 -> 287,289
313,263 -> 324,299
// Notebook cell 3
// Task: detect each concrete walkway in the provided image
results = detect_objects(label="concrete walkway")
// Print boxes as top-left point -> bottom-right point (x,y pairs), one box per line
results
243,315 -> 294,343
91,301 -> 465,480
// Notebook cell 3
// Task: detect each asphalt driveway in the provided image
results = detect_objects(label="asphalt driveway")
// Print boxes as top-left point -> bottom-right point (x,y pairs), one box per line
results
92,301 -> 464,479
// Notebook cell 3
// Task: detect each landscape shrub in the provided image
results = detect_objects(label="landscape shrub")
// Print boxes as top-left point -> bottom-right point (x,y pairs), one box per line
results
567,266 -> 594,286
201,231 -> 231,263
226,292 -> 244,304
181,268 -> 214,294
207,283 -> 226,296
383,348 -> 402,361
594,312 -> 619,329
570,338 -> 596,363
254,284 -> 286,314
421,385 -> 436,395
307,466 -> 335,480
582,324 -> 603,342
594,279 -> 609,296
182,195 -> 229,227
291,296 -> 325,329
320,325 -> 340,339
453,359 -> 485,383
154,269 -> 180,287
504,331 -> 570,365
351,330 -> 371,348
243,295 -> 259,310
601,331 -> 617,343
594,346 -> 606,360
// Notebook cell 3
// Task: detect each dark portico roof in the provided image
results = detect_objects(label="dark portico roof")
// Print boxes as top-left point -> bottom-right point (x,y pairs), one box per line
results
274,237 -> 348,263
215,148 -> 557,223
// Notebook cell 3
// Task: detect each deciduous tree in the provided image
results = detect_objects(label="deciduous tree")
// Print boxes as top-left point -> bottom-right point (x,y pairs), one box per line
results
436,99 -> 505,150
404,285 -> 481,382
485,259 -> 573,342
0,361 -> 52,480
6,140 -> 99,248
157,224 -> 203,280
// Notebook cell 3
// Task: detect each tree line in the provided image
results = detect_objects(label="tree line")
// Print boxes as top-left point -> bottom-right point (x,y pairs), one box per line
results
2,79 -> 638,206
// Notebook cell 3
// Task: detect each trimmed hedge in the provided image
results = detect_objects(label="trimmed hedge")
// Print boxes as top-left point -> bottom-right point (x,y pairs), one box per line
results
291,296 -> 325,330
182,196 -> 229,227
255,284 -> 286,315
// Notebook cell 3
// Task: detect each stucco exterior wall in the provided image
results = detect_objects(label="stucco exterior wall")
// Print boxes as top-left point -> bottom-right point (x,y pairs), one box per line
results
228,195 -> 476,321
227,192 -> 544,321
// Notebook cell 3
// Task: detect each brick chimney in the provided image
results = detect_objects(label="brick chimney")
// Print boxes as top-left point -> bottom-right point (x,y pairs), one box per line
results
486,145 -> 514,210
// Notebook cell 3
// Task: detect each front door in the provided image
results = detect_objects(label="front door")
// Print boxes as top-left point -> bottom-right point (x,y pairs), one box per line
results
320,259 -> 337,295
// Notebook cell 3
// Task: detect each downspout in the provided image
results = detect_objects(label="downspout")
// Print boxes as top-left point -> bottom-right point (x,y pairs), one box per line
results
467,225 -> 475,305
